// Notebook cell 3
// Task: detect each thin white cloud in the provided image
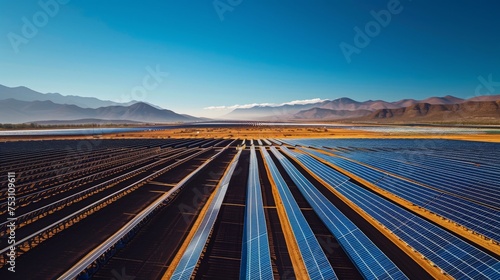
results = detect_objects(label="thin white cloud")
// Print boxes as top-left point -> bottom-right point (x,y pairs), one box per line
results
203,98 -> 326,110
203,105 -> 229,110
282,98 -> 326,106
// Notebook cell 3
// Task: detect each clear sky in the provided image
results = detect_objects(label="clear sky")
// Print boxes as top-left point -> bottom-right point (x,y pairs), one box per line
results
1,1 -> 499,117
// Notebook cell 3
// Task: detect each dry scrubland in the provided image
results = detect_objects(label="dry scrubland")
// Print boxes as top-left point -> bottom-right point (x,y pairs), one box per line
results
1,126 -> 499,142
110,126 -> 500,143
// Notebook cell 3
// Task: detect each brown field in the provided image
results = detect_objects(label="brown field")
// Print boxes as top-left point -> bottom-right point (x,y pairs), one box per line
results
1,126 -> 499,142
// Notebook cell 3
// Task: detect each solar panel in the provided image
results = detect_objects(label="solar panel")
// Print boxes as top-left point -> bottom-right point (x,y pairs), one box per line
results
286,138 -> 500,190
275,147 -> 407,279
260,147 -> 337,280
170,150 -> 242,280
300,146 -> 500,243
288,147 -> 500,279
240,146 -> 274,280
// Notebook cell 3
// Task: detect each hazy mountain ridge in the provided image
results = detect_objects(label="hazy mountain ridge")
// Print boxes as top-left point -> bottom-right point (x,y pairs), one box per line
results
318,97 -> 398,111
0,84 -> 138,108
32,119 -> 144,125
2,84 -> 499,124
0,99 -> 197,124
224,103 -> 321,120
294,108 -> 372,120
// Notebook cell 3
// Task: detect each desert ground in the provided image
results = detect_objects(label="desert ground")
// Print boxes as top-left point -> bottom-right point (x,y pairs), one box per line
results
1,126 -> 499,142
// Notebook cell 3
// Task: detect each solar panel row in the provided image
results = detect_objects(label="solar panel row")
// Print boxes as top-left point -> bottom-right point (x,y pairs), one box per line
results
285,147 -> 500,279
170,150 -> 242,280
283,138 -> 500,171
240,146 -> 274,280
301,147 -> 500,243
331,150 -> 500,208
269,139 -> 283,146
273,147 -> 407,280
338,183 -> 500,280
360,150 -> 500,184
284,138 -> 500,189
260,147 -> 338,280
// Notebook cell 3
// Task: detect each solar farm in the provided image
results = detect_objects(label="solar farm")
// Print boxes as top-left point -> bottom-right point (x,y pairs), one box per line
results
0,137 -> 499,279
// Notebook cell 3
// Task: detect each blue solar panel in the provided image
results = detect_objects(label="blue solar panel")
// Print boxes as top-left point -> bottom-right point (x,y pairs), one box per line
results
284,139 -> 500,208
378,177 -> 500,242
260,147 -> 337,280
275,147 -> 407,279
240,146 -> 274,280
170,150 -> 242,280
300,147 -> 500,243
288,148 -> 500,279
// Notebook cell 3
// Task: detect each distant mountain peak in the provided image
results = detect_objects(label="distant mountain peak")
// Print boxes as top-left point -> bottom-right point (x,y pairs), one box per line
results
222,94 -> 500,121
348,100 -> 500,124
0,87 -> 200,124
0,84 -> 136,109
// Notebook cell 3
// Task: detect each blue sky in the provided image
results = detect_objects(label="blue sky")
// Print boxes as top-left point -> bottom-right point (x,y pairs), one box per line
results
1,1 -> 499,117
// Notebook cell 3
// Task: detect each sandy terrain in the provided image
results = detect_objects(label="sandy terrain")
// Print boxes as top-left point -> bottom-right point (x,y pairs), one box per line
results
97,126 -> 500,143
1,126 -> 499,142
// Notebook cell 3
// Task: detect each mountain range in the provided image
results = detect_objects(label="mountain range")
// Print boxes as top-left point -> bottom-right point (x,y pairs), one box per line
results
226,95 -> 474,119
0,84 -> 139,109
1,84 -> 499,124
0,99 -> 198,123
0,85 -> 200,123
357,101 -> 500,124
224,95 -> 500,123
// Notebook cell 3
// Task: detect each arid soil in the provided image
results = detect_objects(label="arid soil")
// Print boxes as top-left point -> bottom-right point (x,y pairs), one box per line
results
1,126 -> 499,142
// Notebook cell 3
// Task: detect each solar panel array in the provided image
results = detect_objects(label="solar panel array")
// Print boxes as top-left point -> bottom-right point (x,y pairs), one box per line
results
166,138 -> 499,279
240,146 -> 274,280
260,147 -> 338,280
283,139 -> 500,208
272,147 -> 407,279
289,140 -> 500,243
336,182 -> 500,279
281,143 -> 500,279
333,149 -> 500,208
263,139 -> 272,146
170,150 -> 242,280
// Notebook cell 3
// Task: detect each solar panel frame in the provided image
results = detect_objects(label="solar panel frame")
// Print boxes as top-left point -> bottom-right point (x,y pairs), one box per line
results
170,150 -> 242,280
300,147 -> 500,242
274,146 -> 408,280
289,148 -> 500,279
260,147 -> 338,280
240,146 -> 274,280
